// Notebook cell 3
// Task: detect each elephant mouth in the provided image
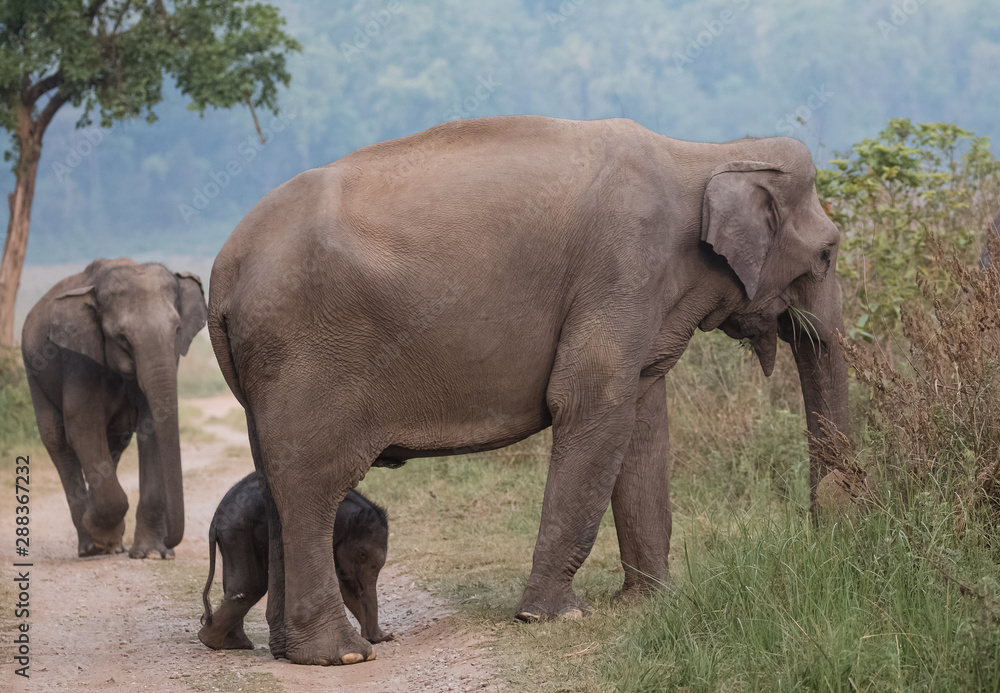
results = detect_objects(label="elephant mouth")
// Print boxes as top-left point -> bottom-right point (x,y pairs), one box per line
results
717,312 -> 781,377
749,328 -> 778,376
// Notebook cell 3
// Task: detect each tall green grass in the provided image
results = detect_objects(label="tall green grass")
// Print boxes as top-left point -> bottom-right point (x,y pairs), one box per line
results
604,497 -> 1000,692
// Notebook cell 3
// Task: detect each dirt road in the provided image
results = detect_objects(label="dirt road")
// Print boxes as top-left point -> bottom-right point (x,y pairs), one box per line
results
2,394 -> 500,692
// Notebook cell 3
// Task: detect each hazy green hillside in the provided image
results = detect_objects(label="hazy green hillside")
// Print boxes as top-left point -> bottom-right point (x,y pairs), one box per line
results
5,0 -> 1000,264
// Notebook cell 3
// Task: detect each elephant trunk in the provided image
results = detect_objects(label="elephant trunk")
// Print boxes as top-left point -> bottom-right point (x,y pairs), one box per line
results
342,579 -> 390,643
357,588 -> 389,643
136,355 -> 185,548
783,276 -> 851,511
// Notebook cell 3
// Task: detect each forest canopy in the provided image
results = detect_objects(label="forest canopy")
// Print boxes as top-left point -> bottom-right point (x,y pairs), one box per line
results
6,0 -> 1000,264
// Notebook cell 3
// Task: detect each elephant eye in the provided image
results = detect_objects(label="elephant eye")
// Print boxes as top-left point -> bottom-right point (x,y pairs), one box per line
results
118,332 -> 131,348
819,243 -> 835,270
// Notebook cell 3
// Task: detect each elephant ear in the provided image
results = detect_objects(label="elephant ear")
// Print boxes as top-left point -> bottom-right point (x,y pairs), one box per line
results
174,271 -> 208,356
700,160 -> 783,300
48,285 -> 106,365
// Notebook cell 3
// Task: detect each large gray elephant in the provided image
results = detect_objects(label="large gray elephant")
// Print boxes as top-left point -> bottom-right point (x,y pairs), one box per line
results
21,258 -> 207,558
208,115 -> 849,666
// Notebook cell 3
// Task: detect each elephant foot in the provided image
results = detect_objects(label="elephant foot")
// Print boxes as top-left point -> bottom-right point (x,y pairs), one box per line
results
77,540 -> 124,557
198,624 -> 254,650
286,626 -> 376,666
128,537 -> 175,559
366,630 -> 395,644
515,587 -> 592,623
617,572 -> 670,603
80,519 -> 126,557
268,632 -> 287,660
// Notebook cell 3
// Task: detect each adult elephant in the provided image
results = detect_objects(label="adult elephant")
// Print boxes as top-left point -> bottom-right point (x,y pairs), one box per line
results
22,258 -> 207,558
208,115 -> 849,666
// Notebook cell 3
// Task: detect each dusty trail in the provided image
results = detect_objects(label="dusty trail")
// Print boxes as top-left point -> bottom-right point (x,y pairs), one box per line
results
2,393 -> 500,692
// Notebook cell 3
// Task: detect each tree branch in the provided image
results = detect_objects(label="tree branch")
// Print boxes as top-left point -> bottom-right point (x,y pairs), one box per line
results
86,0 -> 109,21
247,95 -> 266,143
33,92 -> 68,135
24,73 -> 63,106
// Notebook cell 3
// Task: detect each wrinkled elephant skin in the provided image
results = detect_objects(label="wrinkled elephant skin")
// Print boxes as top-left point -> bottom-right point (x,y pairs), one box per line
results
208,116 -> 850,665
198,473 -> 391,650
21,258 -> 207,558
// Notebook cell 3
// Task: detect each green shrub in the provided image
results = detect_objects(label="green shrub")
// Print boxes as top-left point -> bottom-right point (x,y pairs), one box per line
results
818,119 -> 1000,341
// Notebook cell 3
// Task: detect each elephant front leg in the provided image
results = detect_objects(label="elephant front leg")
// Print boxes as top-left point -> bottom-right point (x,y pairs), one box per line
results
48,441 -> 114,556
515,370 -> 636,622
131,422 -> 172,559
611,376 -> 671,599
62,423 -> 128,554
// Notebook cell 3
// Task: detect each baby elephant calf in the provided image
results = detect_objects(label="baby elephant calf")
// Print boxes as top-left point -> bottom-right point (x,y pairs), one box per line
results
198,473 -> 392,650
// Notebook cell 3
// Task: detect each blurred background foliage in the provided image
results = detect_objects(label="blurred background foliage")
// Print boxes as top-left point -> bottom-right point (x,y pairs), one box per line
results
818,119 -> 1000,341
5,0 -> 1000,264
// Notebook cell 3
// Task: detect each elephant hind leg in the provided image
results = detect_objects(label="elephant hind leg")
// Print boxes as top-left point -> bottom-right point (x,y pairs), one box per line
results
247,411 -> 287,659
198,598 -> 258,650
199,526 -> 269,650
250,404 -> 378,666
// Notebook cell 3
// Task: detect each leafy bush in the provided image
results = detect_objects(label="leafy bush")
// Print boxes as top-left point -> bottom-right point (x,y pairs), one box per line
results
818,119 -> 1000,341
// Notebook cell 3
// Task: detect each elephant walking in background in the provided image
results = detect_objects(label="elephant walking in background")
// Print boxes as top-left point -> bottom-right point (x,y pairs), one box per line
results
209,115 -> 850,666
21,258 -> 207,558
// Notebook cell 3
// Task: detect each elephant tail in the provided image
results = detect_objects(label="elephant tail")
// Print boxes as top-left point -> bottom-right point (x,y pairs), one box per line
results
207,305 -> 249,411
201,521 -> 218,626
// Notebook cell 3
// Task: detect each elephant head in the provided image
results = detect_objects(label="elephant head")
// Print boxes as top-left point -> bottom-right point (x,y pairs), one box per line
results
698,143 -> 849,501
46,258 -> 207,548
334,501 -> 392,644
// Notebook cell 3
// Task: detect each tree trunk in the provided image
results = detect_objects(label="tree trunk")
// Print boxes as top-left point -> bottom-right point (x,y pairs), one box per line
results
0,105 -> 43,347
